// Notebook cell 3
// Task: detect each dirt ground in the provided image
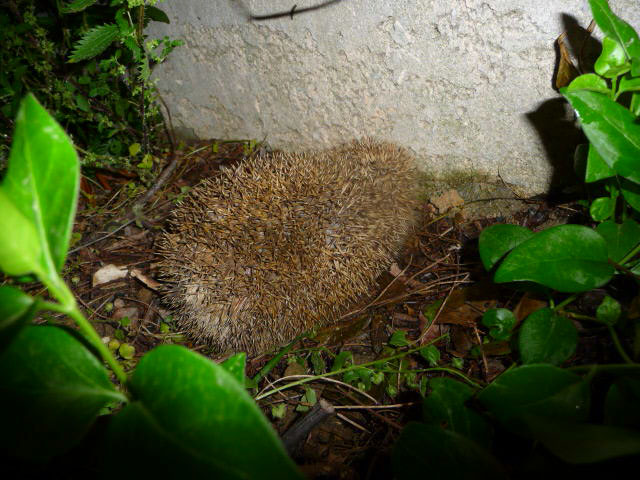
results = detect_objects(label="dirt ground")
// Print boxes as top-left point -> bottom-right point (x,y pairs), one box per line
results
44,140 -> 601,479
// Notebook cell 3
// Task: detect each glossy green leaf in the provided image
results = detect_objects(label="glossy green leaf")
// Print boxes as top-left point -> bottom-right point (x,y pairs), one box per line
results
3,94 -> 79,276
518,308 -> 577,365
0,189 -> 42,276
524,416 -> 640,464
620,177 -> 640,213
561,89 -> 640,183
605,378 -> 640,428
481,308 -> 517,341
478,364 -> 590,436
0,325 -> 125,460
494,225 -> 614,292
478,224 -> 534,271
0,285 -> 36,351
596,219 -> 640,262
585,144 -> 615,183
69,24 -> 120,63
631,92 -> 640,116
617,75 -> 640,97
566,73 -> 610,94
105,345 -> 302,478
589,196 -> 615,221
589,0 -> 640,76
595,37 -> 631,78
596,295 -> 621,325
392,422 -> 507,480
423,377 -> 491,445
220,352 -> 246,384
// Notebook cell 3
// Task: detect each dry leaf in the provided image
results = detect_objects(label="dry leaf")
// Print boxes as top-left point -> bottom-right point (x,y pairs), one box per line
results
93,264 -> 128,287
556,32 -> 579,89
130,268 -> 162,290
430,189 -> 464,213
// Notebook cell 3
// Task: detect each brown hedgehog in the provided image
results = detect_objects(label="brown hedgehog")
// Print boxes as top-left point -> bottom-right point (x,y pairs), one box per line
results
157,139 -> 420,355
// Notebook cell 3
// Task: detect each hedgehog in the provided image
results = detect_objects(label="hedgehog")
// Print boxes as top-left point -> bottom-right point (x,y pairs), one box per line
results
157,139 -> 420,355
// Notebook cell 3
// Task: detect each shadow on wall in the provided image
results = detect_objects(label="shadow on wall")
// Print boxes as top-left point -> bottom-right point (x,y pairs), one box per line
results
525,14 -> 601,192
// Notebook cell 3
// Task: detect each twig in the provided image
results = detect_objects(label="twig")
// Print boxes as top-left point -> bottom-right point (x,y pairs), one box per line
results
282,399 -> 335,456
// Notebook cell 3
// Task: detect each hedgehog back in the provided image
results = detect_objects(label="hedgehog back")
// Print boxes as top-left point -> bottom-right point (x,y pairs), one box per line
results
158,139 -> 419,354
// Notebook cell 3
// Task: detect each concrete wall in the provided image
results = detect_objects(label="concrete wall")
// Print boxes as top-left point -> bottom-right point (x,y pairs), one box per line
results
148,0 -> 640,193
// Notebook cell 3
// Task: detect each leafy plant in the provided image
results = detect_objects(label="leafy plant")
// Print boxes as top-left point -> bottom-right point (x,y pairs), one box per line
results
0,94 -> 302,478
393,0 -> 640,476
0,0 -> 182,172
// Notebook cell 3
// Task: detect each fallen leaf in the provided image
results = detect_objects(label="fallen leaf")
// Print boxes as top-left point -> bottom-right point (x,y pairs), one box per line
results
130,268 -> 162,290
93,264 -> 128,287
430,189 -> 464,213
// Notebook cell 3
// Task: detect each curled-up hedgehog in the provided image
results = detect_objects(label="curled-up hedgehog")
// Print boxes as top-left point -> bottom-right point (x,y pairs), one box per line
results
158,139 -> 420,355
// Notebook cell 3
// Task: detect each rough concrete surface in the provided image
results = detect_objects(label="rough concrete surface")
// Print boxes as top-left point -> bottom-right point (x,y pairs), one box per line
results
148,0 -> 640,193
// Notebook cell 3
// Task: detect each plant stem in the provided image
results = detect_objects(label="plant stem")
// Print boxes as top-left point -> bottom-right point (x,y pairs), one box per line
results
40,284 -> 128,385
255,335 -> 451,400
554,294 -> 579,311
608,325 -> 635,364
620,242 -> 640,265
379,367 -> 484,389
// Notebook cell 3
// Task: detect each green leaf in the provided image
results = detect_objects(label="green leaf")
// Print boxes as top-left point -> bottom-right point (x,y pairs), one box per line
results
392,423 -> 507,480
518,308 -> 577,365
524,416 -> 640,464
2,94 -> 79,276
389,329 -> 409,347
588,0 -> 640,76
0,325 -> 125,460
105,345 -> 302,478
310,351 -> 326,375
331,350 -> 353,371
115,8 -> 133,35
118,342 -> 135,359
0,286 -> 36,351
146,6 -> 171,24
585,144 -> 615,182
565,73 -> 610,94
617,75 -> 640,97
61,0 -> 98,13
478,364 -> 590,436
595,37 -> 631,78
605,378 -> 640,428
69,24 -> 120,63
128,142 -> 141,156
220,352 -> 246,384
75,93 -> 90,112
419,345 -> 440,366
478,224 -> 534,271
589,196 -> 616,221
596,219 -> 640,262
481,308 -> 517,341
561,89 -> 640,184
620,177 -> 640,213
632,92 -> 640,116
296,386 -> 317,412
596,295 -> 621,325
423,377 -> 491,445
494,225 -> 614,292
0,189 -> 42,276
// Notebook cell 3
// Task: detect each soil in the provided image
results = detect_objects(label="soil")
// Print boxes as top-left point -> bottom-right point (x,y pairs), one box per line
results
33,140 -> 620,479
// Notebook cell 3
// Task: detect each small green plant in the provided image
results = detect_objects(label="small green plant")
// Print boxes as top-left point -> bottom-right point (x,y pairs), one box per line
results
0,0 -> 182,171
0,94 -> 302,477
392,0 -> 640,476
